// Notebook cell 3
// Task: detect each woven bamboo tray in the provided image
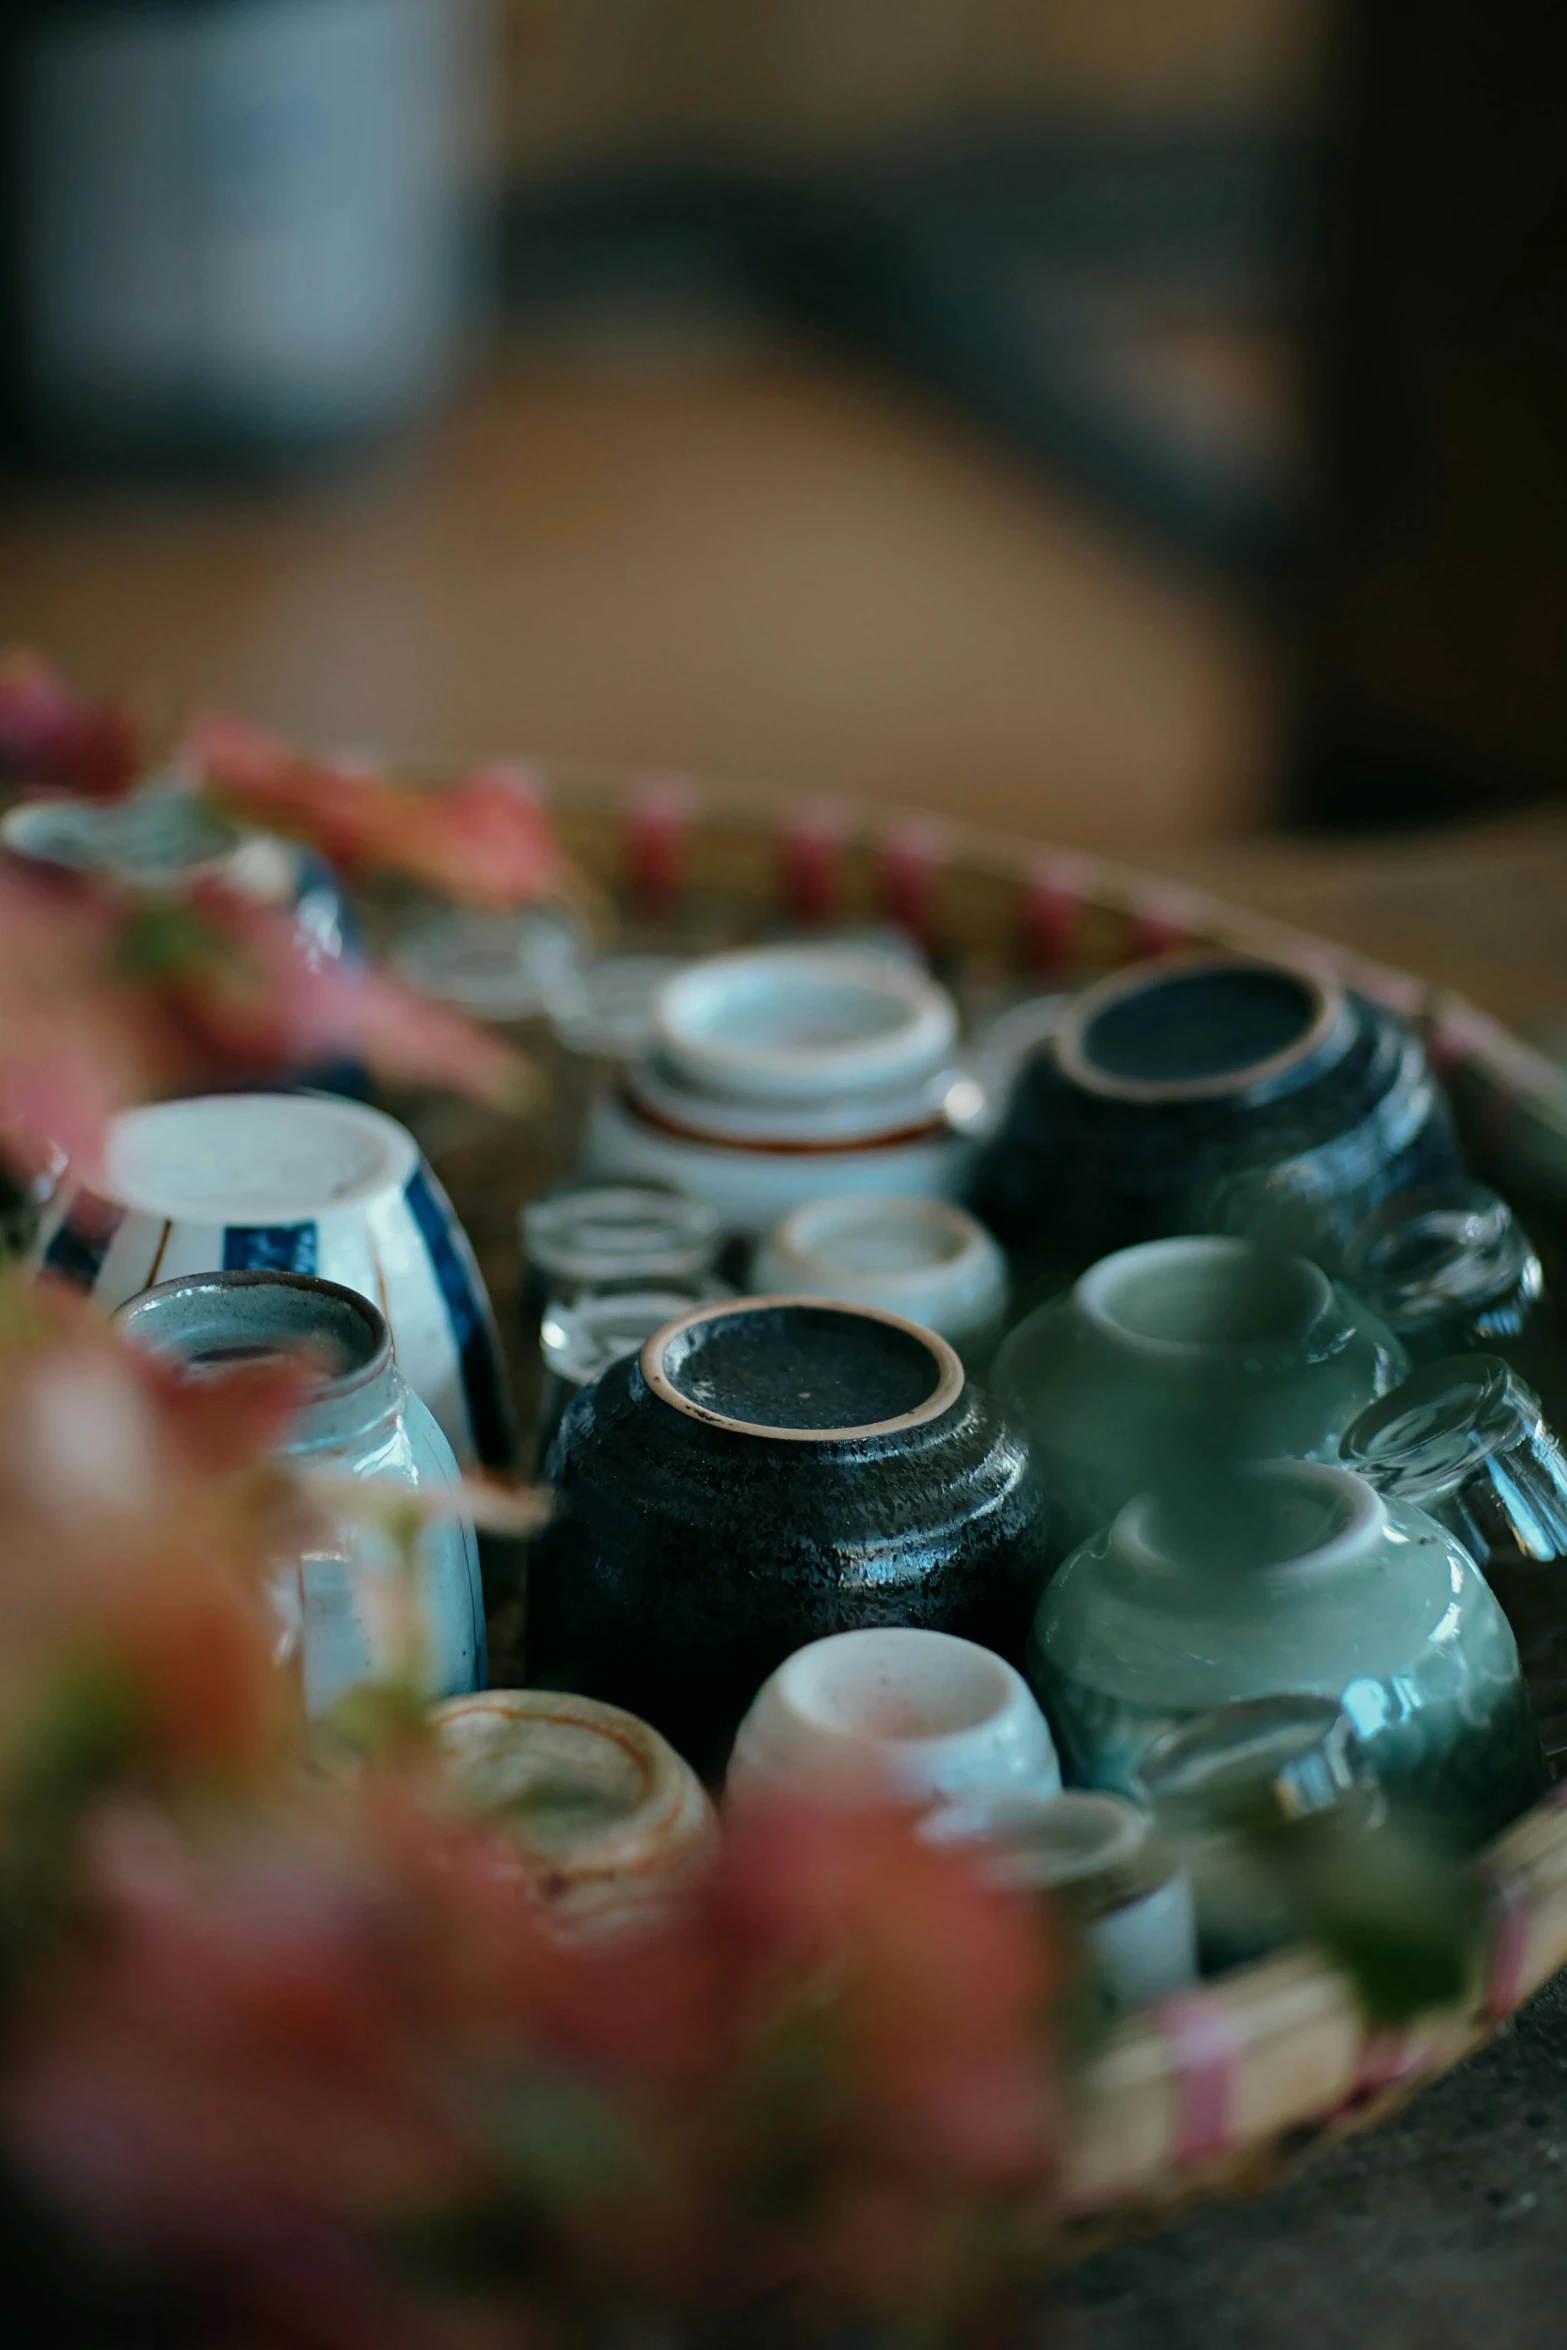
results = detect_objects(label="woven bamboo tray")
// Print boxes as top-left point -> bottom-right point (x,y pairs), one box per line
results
427,762 -> 1567,2230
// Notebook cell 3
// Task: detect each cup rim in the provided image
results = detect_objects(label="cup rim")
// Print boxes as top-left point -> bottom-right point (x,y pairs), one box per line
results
114,1266 -> 394,1400
654,947 -> 958,1104
1116,1460 -> 1389,1585
762,1193 -> 997,1293
1074,1235 -> 1335,1363
1053,951 -> 1346,1106
428,1688 -> 714,1867
101,1092 -> 419,1222
641,1294 -> 965,1442
1,785 -> 246,881
771,1626 -> 1029,1751
618,1074 -> 953,1155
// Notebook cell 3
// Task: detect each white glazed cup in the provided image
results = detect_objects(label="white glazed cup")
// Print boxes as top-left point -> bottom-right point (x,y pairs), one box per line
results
726,1627 -> 1061,1813
32,1092 -> 513,1469
752,1193 -> 1009,1356
429,1689 -> 719,1937
655,946 -> 958,1103
924,1788 -> 1198,2009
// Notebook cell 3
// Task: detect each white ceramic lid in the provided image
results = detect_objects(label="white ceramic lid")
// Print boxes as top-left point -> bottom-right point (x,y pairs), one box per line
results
654,947 -> 958,1104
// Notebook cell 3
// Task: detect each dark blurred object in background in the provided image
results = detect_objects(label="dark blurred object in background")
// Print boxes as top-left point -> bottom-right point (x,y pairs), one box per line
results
0,0 -> 498,470
1293,0 -> 1567,828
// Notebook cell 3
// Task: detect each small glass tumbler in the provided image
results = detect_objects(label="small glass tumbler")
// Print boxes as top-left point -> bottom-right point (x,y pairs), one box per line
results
523,1182 -> 723,1309
925,1788 -> 1197,2010
1343,1182 -> 1548,1369
520,1180 -> 725,1375
1137,1695 -> 1383,1971
1343,1353 -> 1567,1771
536,1278 -> 733,1472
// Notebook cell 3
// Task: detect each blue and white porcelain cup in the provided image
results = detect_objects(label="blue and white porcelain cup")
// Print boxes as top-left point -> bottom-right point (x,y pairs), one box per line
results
116,1269 -> 485,1713
34,1092 -> 514,1469
2,786 -> 364,1094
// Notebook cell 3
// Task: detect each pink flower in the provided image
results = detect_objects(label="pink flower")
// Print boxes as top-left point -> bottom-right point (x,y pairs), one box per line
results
186,715 -> 561,909
0,650 -> 139,799
0,864 -> 531,1180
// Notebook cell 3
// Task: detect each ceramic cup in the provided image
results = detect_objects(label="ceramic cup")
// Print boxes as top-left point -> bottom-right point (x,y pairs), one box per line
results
924,1789 -> 1198,2009
584,945 -> 974,1234
993,1234 -> 1407,1550
1028,1459 -> 1545,1848
117,1269 -> 485,1712
428,1688 -> 718,1937
752,1193 -> 1009,1363
971,952 -> 1460,1271
726,1627 -> 1060,1811
3,787 -> 363,1093
528,1295 -> 1056,1775
2,785 -> 355,965
33,1091 -> 515,1469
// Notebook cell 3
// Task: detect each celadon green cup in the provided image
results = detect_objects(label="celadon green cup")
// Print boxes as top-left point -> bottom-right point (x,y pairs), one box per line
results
1026,1460 -> 1545,1849
993,1234 -> 1408,1550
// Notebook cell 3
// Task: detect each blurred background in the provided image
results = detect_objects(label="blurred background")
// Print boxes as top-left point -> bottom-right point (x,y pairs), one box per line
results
1,0 -> 1564,862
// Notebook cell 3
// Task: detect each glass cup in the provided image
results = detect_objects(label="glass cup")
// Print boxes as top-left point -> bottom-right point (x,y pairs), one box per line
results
924,1788 -> 1197,2010
1343,1353 -> 1567,1771
1343,1182 -> 1548,1365
1137,1695 -> 1384,1970
536,1276 -> 734,1472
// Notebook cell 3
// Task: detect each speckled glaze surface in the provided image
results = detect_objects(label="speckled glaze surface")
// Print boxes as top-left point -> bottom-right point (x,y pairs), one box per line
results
972,953 -> 1460,1270
528,1297 -> 1055,1775
116,1270 -> 485,1712
1028,1462 -> 1544,1849
994,1236 -> 1408,1550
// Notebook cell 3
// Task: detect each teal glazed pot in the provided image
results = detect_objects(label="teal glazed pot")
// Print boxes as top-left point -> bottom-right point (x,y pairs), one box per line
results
994,1235 -> 1407,1551
116,1269 -> 485,1713
971,952 -> 1461,1271
1027,1461 -> 1545,1849
528,1297 -> 1055,1776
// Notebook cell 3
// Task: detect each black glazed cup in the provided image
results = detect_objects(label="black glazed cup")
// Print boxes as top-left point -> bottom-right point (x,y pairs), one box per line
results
971,952 -> 1461,1278
527,1296 -> 1055,1777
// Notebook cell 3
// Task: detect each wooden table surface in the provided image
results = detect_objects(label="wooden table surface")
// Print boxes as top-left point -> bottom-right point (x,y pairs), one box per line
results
5,345 -> 1562,1040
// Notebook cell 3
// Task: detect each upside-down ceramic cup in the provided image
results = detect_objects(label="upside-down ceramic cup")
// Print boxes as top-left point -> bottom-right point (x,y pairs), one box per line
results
2,785 -> 350,952
116,1270 -> 485,1712
1028,1460 -> 1545,1848
528,1296 -> 1056,1775
584,946 -> 974,1234
725,1627 -> 1060,1811
993,1234 -> 1407,1549
33,1092 -> 515,1469
971,951 -> 1460,1270
3,786 -> 363,1093
752,1193 -> 1009,1363
428,1689 -> 718,1937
